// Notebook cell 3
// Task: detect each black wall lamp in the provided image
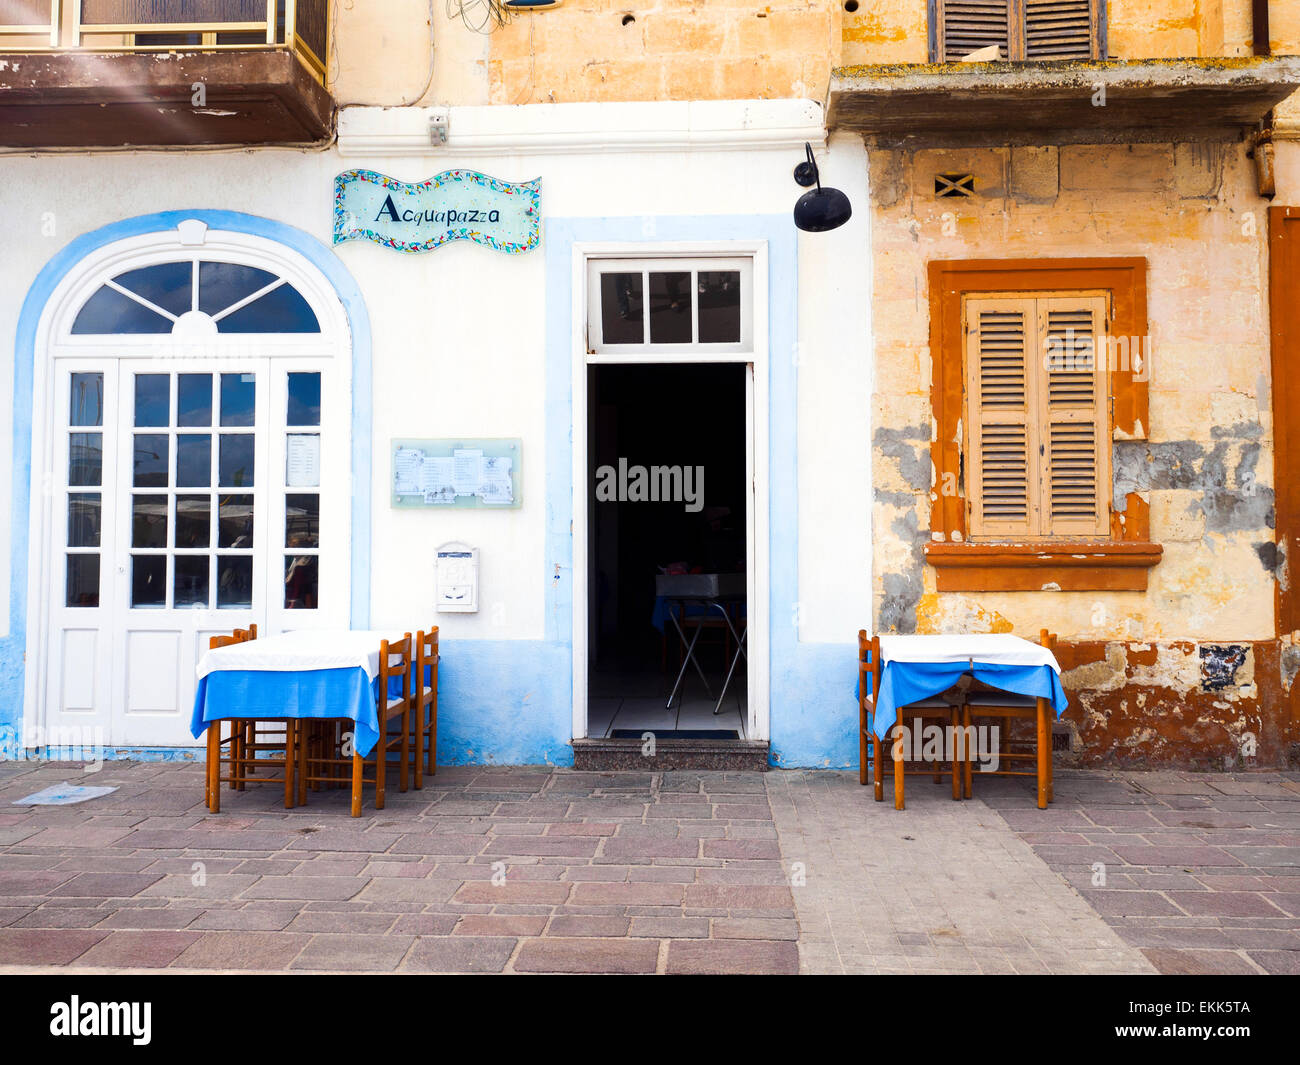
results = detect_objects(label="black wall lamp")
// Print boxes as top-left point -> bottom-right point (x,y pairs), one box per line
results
793,142 -> 852,233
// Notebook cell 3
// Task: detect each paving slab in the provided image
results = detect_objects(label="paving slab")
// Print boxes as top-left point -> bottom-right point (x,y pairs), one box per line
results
1,760 -> 1297,974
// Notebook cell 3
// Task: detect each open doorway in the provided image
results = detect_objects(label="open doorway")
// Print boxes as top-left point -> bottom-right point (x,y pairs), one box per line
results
587,362 -> 748,739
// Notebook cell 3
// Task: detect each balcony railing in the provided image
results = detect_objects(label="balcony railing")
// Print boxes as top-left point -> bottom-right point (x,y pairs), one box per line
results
0,1 -> 328,83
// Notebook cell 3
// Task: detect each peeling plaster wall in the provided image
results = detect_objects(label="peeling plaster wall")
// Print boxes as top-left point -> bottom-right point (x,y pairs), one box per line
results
868,134 -> 1296,766
1051,640 -> 1294,768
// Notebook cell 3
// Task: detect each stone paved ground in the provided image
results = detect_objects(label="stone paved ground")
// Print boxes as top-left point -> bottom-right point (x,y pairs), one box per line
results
0,759 -> 1296,974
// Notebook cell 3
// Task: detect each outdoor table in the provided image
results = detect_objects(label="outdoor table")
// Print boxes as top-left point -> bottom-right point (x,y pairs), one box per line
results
190,629 -> 395,758
873,633 -> 1068,740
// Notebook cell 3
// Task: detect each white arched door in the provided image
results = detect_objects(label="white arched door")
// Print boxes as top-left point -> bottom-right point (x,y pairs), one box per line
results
34,225 -> 351,748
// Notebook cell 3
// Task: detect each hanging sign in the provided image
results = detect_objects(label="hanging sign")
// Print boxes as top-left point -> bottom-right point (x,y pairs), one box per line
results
333,168 -> 541,255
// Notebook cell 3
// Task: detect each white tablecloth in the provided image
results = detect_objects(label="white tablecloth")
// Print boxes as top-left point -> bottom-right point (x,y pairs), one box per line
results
196,630 -> 393,681
879,634 -> 1060,672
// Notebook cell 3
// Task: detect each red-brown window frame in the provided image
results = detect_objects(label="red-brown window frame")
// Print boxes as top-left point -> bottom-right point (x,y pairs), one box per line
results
925,257 -> 1162,591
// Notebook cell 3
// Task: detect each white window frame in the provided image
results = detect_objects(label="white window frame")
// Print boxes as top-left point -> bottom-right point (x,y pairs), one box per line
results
572,241 -> 770,744
24,223 -> 353,750
585,255 -> 755,360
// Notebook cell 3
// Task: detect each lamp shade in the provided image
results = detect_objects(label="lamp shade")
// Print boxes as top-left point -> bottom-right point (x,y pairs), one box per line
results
793,187 -> 852,232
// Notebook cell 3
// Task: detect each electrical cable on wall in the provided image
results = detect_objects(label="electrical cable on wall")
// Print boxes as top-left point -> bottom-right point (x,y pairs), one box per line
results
447,0 -> 512,34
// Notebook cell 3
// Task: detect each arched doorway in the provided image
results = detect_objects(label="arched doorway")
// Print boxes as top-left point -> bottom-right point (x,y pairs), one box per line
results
28,219 -> 353,749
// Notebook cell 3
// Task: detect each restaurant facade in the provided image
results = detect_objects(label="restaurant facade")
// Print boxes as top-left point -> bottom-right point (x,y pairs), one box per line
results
1,1 -> 1299,771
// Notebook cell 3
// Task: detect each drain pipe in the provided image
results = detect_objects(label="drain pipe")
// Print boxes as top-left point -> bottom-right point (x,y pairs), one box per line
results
1249,0 -> 1276,198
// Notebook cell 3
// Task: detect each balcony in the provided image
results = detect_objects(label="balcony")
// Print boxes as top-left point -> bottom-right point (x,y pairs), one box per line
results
0,2 -> 333,148
827,57 -> 1300,145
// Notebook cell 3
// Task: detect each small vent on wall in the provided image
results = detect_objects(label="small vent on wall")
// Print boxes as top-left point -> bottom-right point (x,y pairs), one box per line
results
935,173 -> 976,197
1052,730 -> 1071,752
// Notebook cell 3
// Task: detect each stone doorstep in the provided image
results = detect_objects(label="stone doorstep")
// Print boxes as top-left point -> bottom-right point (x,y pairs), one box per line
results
572,739 -> 770,772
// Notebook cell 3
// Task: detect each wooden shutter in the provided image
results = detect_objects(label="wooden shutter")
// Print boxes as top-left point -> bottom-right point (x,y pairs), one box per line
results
937,0 -> 1012,61
966,298 -> 1037,538
965,293 -> 1110,540
1037,296 -> 1110,537
1023,0 -> 1099,60
935,0 -> 1102,61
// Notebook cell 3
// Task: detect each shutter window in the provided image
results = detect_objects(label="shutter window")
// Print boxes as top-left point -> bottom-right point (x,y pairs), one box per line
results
1039,297 -> 1109,537
939,1 -> 1012,62
935,0 -> 1103,61
965,294 -> 1110,540
1024,0 -> 1096,60
966,299 -> 1036,538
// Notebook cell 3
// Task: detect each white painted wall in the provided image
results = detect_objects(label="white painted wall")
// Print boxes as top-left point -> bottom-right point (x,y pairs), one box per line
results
0,100 -> 872,653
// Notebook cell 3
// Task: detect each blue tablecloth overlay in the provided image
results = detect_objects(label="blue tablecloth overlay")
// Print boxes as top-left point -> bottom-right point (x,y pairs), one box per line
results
190,668 -> 417,758
651,595 -> 747,633
870,661 -> 1069,739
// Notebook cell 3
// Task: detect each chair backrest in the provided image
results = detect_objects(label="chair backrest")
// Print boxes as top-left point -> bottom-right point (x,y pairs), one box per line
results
1039,628 -> 1057,652
209,633 -> 239,650
858,629 -> 880,705
380,633 -> 413,703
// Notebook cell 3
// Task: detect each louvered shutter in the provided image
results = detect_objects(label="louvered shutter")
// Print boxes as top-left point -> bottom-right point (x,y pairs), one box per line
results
938,0 -> 1012,62
1037,296 -> 1110,537
966,298 -> 1037,538
1023,0 -> 1099,60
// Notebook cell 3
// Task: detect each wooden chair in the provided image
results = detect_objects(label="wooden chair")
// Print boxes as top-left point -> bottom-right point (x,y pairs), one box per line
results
204,625 -> 297,813
858,631 -> 962,810
959,629 -> 1057,810
298,633 -> 412,817
411,626 -> 439,787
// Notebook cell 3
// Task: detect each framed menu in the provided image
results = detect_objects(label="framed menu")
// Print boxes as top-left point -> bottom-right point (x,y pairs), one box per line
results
391,438 -> 521,509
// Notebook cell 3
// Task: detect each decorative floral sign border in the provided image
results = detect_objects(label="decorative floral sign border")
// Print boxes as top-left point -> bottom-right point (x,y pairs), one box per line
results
333,168 -> 542,254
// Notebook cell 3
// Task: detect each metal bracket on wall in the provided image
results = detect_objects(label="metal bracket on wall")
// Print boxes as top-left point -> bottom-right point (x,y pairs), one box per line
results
429,113 -> 449,147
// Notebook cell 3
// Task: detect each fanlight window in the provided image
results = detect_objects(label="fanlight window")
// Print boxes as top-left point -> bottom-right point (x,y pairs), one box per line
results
72,261 -> 320,335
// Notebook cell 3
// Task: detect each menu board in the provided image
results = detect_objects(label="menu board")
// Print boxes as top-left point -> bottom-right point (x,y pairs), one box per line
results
391,438 -> 521,509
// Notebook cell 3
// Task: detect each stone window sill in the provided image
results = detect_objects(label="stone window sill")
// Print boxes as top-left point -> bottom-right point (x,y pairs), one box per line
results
924,541 -> 1163,592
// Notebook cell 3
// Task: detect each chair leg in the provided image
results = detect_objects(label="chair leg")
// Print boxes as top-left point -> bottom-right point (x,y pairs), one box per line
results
859,704 -> 868,786
1036,698 -> 1049,810
412,707 -> 424,791
206,722 -> 220,814
375,739 -> 386,811
399,709 -> 410,794
350,747 -> 363,818
283,721 -> 296,810
951,709 -> 961,801
872,734 -> 884,802
298,722 -> 310,808
892,729 -> 905,811
962,705 -> 973,799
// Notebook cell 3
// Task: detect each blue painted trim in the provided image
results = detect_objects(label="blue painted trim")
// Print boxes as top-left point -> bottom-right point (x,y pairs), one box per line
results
542,216 -> 854,769
1,211 -> 371,756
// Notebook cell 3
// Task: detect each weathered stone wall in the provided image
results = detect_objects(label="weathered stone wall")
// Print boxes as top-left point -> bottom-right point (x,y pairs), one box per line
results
868,136 -> 1297,764
841,0 -> 1268,67
489,1 -> 842,104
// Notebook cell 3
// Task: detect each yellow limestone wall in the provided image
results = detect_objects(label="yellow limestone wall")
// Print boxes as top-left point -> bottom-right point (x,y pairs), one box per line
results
328,2 -> 1300,108
868,140 -> 1276,643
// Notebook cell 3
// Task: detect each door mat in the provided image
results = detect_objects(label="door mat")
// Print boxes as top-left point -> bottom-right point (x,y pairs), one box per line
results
610,729 -> 740,740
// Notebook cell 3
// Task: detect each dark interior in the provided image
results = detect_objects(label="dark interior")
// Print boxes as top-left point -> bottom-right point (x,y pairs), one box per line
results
588,362 -> 746,689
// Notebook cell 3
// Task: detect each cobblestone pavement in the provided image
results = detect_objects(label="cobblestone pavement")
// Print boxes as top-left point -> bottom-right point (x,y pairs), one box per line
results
0,760 -> 1296,974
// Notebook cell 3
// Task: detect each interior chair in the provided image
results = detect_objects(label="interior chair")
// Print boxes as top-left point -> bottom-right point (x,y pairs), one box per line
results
960,629 -> 1057,810
858,630 -> 963,810
204,624 -> 297,813
410,626 -> 439,787
299,633 -> 412,817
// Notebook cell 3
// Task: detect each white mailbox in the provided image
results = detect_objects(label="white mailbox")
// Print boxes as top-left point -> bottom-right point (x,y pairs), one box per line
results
435,542 -> 478,613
